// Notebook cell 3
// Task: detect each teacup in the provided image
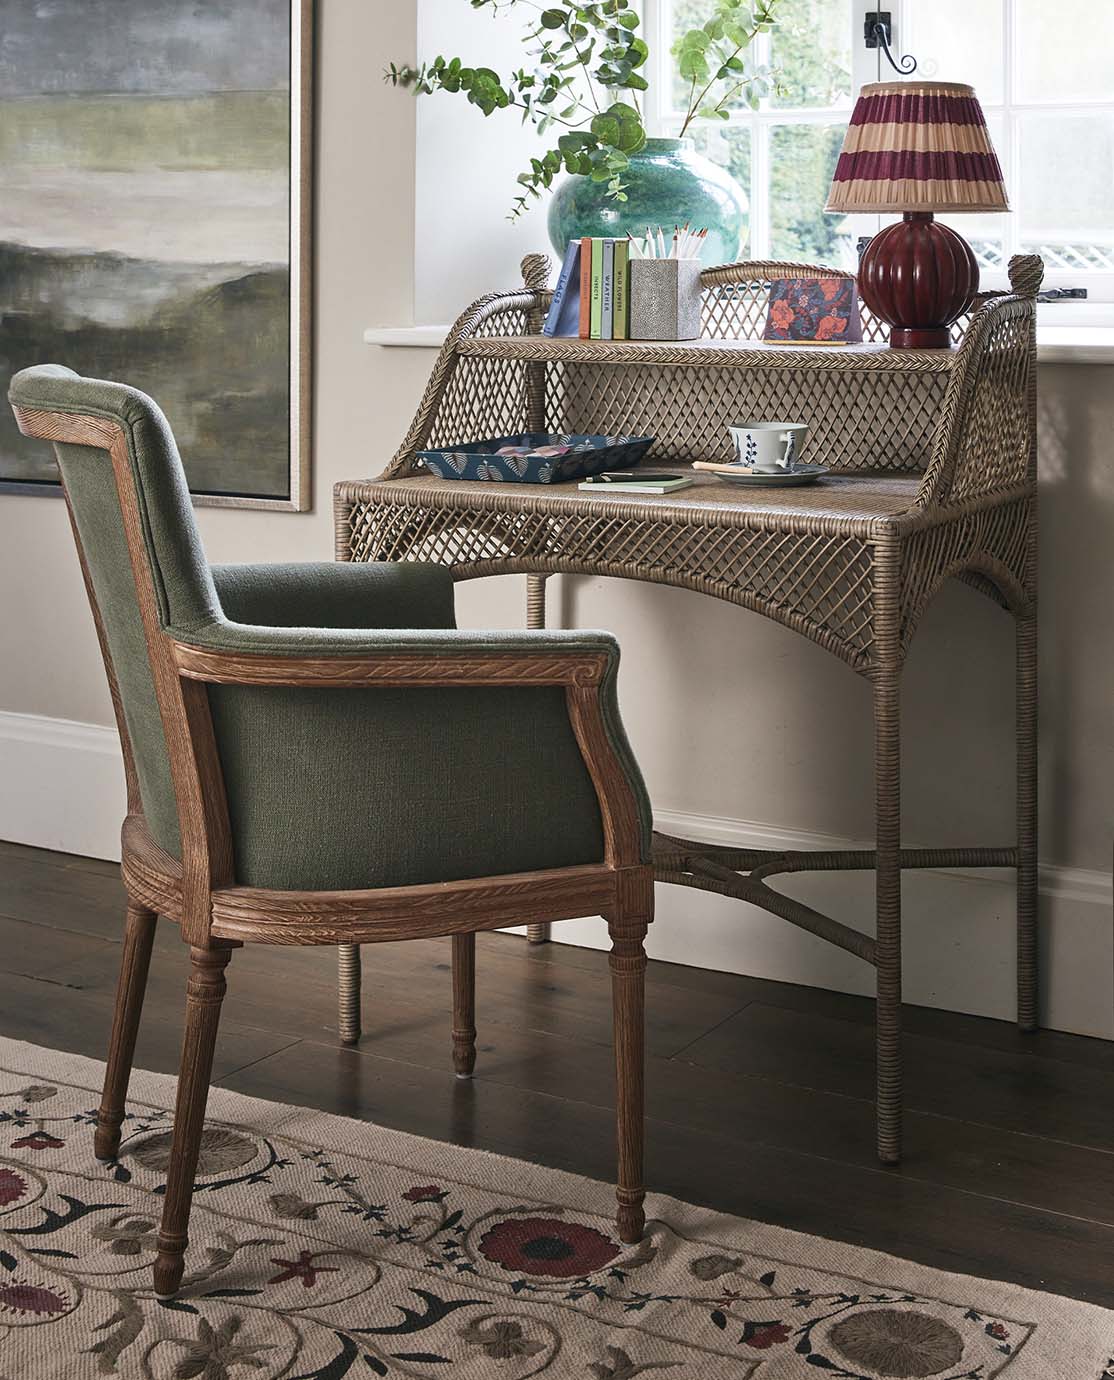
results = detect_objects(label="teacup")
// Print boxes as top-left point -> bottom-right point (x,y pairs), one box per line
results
728,421 -> 809,472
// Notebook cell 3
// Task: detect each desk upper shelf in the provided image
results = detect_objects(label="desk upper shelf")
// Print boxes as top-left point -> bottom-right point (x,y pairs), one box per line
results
456,334 -> 959,374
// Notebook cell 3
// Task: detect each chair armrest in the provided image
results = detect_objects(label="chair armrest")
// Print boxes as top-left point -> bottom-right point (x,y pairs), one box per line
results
168,620 -> 652,875
210,561 -> 456,631
170,620 -> 618,671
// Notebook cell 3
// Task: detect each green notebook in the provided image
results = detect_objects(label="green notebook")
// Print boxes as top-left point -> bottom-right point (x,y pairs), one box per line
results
579,471 -> 694,494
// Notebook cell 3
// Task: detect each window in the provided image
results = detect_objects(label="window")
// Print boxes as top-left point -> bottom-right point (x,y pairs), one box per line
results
645,0 -> 1114,301
645,0 -> 856,266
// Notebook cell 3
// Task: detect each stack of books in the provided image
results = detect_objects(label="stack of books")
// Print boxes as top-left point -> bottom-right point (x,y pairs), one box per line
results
542,238 -> 630,341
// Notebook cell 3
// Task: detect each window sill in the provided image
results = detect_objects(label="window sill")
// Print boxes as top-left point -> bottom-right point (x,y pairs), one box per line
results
1036,327 -> 1114,364
363,324 -> 1114,364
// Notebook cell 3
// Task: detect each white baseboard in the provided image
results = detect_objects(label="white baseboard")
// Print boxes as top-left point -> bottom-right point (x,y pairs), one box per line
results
1,711 -> 1110,1037
0,711 -> 126,862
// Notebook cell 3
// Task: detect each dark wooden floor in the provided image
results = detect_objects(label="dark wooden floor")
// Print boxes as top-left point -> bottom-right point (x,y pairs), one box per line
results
2,839 -> 1113,1307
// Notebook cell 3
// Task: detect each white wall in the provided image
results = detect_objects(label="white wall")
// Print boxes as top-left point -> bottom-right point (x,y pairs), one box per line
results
0,0 -> 1110,1037
414,0 -> 551,322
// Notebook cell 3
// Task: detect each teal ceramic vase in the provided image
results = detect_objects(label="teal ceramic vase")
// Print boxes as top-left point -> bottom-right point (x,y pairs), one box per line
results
547,137 -> 746,267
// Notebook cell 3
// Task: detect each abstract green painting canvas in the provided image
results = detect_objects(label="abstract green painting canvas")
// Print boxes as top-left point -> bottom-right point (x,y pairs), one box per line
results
0,0 -> 311,509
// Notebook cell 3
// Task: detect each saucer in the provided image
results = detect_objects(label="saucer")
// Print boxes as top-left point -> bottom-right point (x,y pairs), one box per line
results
710,464 -> 829,487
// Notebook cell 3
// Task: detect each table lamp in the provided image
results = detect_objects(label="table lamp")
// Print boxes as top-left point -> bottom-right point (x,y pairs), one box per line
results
826,81 -> 1009,348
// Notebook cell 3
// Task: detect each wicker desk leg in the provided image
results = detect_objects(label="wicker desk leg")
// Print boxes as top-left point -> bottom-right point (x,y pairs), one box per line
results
526,573 -> 552,946
338,944 -> 362,1046
334,512 -> 363,1045
875,663 -> 903,1165
1016,608 -> 1039,1031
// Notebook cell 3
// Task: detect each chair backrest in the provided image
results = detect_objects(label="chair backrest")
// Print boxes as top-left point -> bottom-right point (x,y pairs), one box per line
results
8,365 -> 221,859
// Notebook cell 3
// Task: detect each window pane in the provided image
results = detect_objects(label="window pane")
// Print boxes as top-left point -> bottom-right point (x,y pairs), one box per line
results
1017,0 -> 1114,104
768,124 -> 850,264
770,0 -> 851,109
669,0 -> 718,113
1018,113 -> 1114,272
688,123 -> 752,256
901,0 -> 1003,106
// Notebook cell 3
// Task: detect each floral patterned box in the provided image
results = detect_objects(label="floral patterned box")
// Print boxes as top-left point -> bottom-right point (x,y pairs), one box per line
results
763,277 -> 863,345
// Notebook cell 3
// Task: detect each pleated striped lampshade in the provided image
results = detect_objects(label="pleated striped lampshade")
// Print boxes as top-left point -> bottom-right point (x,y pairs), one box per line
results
826,81 -> 1009,215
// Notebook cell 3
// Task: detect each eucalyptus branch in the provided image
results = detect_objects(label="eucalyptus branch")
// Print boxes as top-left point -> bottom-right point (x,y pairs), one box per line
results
387,0 -> 781,220
674,0 -> 785,136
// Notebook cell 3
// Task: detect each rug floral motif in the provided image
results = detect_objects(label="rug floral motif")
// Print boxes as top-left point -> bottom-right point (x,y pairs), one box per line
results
0,1038 -> 1111,1379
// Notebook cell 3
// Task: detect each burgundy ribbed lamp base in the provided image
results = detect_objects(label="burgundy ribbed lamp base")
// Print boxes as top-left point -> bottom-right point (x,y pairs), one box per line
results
859,212 -> 979,350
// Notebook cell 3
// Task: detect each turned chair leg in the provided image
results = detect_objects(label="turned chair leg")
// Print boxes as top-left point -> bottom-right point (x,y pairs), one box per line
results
154,944 -> 233,1297
608,914 -> 648,1244
1016,609 -> 1039,1032
96,902 -> 157,1162
874,667 -> 903,1166
337,943 -> 362,1046
451,933 -> 477,1077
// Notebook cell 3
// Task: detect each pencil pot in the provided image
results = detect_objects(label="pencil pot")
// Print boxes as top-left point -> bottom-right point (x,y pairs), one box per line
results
628,258 -> 704,341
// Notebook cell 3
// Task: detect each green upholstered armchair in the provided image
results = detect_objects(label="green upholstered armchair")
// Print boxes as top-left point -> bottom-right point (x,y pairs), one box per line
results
9,365 -> 654,1297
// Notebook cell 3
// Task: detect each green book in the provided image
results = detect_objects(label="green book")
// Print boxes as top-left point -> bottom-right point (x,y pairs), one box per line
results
612,240 -> 630,340
589,238 -> 604,339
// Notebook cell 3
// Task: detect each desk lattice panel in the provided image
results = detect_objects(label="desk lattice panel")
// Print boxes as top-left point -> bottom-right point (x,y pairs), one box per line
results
342,499 -> 879,670
544,360 -> 948,470
899,496 -> 1033,649
700,278 -> 976,346
427,355 -> 533,451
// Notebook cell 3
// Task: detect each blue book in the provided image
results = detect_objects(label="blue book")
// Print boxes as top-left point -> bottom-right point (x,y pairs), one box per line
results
542,240 -> 582,337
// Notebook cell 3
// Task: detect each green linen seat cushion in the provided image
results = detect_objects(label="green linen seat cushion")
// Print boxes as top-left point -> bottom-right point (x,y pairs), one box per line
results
9,365 -> 652,891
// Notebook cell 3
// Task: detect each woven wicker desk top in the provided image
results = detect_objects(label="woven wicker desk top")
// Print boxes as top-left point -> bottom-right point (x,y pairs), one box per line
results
344,470 -> 924,536
458,335 -> 958,374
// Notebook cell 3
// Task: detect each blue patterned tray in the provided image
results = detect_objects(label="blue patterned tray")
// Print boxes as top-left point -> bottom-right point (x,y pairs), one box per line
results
417,433 -> 654,484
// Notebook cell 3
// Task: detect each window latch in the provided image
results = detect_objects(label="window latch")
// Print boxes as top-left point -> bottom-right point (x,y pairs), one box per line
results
1036,287 -> 1088,302
864,11 -> 918,75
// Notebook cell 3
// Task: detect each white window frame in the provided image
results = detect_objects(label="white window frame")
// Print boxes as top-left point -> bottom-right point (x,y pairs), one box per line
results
642,0 -> 865,265
642,0 -> 1114,306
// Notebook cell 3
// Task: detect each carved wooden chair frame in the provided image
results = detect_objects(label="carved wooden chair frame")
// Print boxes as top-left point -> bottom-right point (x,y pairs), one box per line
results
13,402 -> 654,1297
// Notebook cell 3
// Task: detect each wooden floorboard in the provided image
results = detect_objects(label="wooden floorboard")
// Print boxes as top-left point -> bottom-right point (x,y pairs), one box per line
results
0,839 -> 1112,1306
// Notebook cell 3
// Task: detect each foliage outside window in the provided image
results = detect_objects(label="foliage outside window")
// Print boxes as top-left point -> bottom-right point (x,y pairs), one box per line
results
902,0 -> 1114,294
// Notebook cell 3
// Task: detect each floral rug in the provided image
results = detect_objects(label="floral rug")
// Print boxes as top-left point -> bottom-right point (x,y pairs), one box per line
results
0,1037 -> 1111,1379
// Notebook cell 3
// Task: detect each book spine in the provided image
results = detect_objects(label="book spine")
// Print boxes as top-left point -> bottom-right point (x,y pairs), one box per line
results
589,239 -> 604,339
578,237 -> 593,338
612,240 -> 629,340
542,240 -> 578,337
600,240 -> 615,340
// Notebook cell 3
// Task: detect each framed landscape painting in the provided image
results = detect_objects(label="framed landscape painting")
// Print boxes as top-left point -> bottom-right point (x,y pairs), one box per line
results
0,0 -> 312,510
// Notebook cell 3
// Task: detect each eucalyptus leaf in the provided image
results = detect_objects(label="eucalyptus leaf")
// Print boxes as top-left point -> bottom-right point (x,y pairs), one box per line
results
385,0 -> 784,217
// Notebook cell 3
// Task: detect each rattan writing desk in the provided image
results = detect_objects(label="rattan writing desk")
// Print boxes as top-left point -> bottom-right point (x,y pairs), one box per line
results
335,253 -> 1042,1164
